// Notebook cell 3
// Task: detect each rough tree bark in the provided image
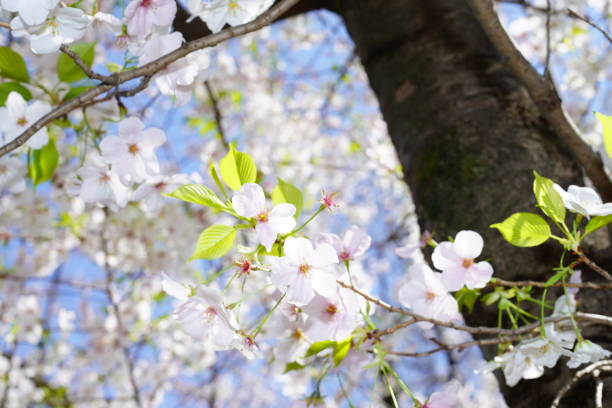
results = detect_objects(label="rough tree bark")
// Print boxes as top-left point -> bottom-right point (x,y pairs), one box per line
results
175,1 -> 612,406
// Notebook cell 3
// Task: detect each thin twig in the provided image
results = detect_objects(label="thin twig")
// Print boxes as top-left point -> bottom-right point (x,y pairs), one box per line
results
577,252 -> 612,281
383,334 -> 526,358
0,0 -> 301,157
551,360 -> 612,408
567,9 -> 612,44
59,45 -> 113,83
489,277 -> 612,289
466,0 -> 612,201
203,80 -> 230,150
544,0 -> 552,76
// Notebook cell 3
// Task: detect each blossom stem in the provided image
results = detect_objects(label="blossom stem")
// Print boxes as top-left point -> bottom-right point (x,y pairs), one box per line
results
287,205 -> 325,236
250,292 -> 286,338
382,361 -> 422,407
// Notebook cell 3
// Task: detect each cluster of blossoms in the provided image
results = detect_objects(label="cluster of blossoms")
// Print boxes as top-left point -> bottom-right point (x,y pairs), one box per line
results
161,181 -> 374,363
72,116 -> 188,212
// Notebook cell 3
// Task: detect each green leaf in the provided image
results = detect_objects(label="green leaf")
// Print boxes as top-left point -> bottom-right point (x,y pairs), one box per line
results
28,138 -> 58,186
209,162 -> 228,200
0,47 -> 29,82
595,112 -> 612,159
332,338 -> 352,366
545,270 -> 565,287
533,170 -> 565,224
0,82 -> 31,105
166,184 -> 226,210
191,225 -> 236,260
490,212 -> 551,247
272,178 -> 303,218
305,340 -> 336,357
584,214 -> 612,237
219,145 -> 257,190
482,291 -> 500,306
57,43 -> 95,83
283,361 -> 305,373
454,287 -> 480,313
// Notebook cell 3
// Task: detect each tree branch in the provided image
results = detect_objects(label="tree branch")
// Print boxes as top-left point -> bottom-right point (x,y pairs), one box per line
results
466,0 -> 612,201
0,0 -> 302,157
551,359 -> 612,408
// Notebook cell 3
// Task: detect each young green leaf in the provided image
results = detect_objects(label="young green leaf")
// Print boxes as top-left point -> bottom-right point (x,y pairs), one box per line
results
533,170 -> 565,224
584,214 -> 612,237
283,361 -> 305,373
454,287 -> 480,313
191,225 -> 236,260
544,270 -> 565,287
272,178 -> 303,218
28,138 -> 58,186
0,82 -> 31,105
57,43 -> 96,83
166,184 -> 226,210
490,212 -> 551,247
595,112 -> 612,159
219,145 -> 257,190
0,47 -> 30,82
209,161 -> 228,200
305,340 -> 336,357
332,338 -> 352,366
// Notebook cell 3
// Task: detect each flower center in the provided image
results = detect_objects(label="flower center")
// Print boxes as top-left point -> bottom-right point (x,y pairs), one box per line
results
141,0 -> 153,7
257,211 -> 269,223
16,117 -> 27,127
425,291 -> 437,301
462,258 -> 474,268
99,173 -> 111,184
326,304 -> 338,315
338,250 -> 350,261
0,165 -> 7,174
128,144 -> 140,155
228,1 -> 239,11
298,264 -> 311,275
154,181 -> 167,190
292,328 -> 304,340
204,306 -> 217,322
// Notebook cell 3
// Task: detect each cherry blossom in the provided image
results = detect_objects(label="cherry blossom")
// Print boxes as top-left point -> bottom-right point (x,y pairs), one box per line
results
432,230 -> 494,291
132,173 -> 190,214
269,237 -> 338,306
302,290 -> 360,341
567,340 -> 611,368
0,92 -> 51,149
189,0 -> 273,33
100,117 -> 166,182
0,0 -> 58,26
11,7 -> 90,54
125,0 -> 177,39
138,32 -> 211,105
397,264 -> 460,326
232,183 -> 296,251
316,225 -> 371,262
553,184 -> 612,217
0,157 -> 26,193
76,154 -> 130,209
162,273 -> 239,351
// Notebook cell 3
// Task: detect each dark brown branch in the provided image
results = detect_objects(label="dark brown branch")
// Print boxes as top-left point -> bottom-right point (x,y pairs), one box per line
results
466,0 -> 612,201
551,360 -> 612,408
567,9 -> 612,44
59,45 -> 113,83
203,81 -> 229,150
0,0 -> 302,157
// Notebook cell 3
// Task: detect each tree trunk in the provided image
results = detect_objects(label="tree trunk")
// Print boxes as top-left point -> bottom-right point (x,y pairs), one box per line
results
175,1 -> 612,405
337,0 -> 612,406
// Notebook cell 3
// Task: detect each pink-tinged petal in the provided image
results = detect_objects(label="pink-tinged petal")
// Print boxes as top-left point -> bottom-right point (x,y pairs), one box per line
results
232,195 -> 260,218
139,127 -> 166,151
118,116 -> 145,136
6,92 -> 27,118
433,294 -> 460,321
80,177 -> 110,203
453,230 -> 483,259
343,226 -> 371,258
310,243 -> 339,267
310,269 -> 337,298
270,202 -> 295,218
153,0 -> 177,25
255,222 -> 276,252
592,203 -> 612,217
431,242 -> 460,271
283,237 -> 314,264
465,261 -> 493,289
568,185 -> 602,206
99,136 -> 125,159
26,101 -> 51,122
317,233 -> 342,253
237,183 -> 266,212
270,258 -> 294,289
440,267 -> 466,292
286,273 -> 315,306
161,272 -> 190,301
268,213 -> 295,235
568,270 -> 582,295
